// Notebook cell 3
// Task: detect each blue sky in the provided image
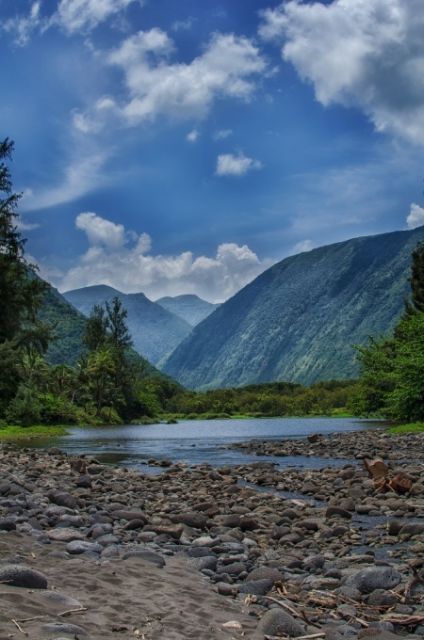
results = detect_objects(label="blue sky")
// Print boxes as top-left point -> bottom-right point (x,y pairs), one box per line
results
1,0 -> 424,301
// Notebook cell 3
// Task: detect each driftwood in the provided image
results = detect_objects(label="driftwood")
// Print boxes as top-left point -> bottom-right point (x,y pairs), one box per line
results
363,458 -> 413,494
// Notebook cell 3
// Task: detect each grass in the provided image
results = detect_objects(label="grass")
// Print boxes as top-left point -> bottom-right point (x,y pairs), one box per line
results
0,424 -> 69,440
388,422 -> 424,434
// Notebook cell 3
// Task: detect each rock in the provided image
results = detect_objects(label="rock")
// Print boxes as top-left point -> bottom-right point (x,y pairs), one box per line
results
111,510 -> 147,523
387,520 -> 402,536
122,548 -> 165,568
239,578 -> 273,595
345,566 -> 402,594
326,506 -> 352,520
171,512 -> 208,530
257,608 -> 305,637
48,528 -> 85,542
0,564 -> 48,589
192,556 -> 217,571
399,522 -> 424,537
246,566 -> 283,583
66,540 -> 102,555
217,582 -> 238,596
0,518 -> 16,531
366,590 -> 398,607
221,561 -> 246,576
48,491 -> 77,510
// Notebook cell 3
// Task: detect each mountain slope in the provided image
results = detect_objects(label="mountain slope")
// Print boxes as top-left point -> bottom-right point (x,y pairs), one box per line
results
63,285 -> 192,365
39,282 -> 167,380
156,294 -> 219,327
163,226 -> 424,389
39,284 -> 87,366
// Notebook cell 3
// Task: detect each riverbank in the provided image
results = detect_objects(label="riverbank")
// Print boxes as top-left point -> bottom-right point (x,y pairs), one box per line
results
0,424 -> 69,440
1,429 -> 424,638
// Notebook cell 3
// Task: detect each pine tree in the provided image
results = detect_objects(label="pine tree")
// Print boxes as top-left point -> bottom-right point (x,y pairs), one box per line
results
0,138 -> 46,343
410,242 -> 424,313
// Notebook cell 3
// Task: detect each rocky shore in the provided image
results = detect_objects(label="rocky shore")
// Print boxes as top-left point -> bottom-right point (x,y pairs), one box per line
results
0,429 -> 423,639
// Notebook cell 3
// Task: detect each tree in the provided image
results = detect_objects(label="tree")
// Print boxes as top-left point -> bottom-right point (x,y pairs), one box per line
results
410,242 -> 424,313
355,242 -> 424,421
0,138 -> 46,343
84,304 -> 109,351
105,297 -> 132,351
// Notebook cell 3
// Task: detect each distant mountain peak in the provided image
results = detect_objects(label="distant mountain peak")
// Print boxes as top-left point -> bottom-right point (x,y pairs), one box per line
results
156,294 -> 220,327
63,285 -> 192,366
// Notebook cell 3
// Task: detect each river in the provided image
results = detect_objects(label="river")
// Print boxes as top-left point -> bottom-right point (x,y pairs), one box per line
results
23,416 -> 376,472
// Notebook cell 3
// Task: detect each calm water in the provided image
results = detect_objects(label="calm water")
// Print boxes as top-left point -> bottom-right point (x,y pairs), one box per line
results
23,417 -> 375,472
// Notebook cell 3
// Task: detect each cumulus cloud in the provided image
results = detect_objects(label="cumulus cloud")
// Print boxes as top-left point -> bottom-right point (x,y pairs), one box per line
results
186,129 -> 200,143
75,30 -> 267,130
21,152 -> 109,212
259,0 -> 424,144
407,203 -> 424,229
216,152 -> 262,177
58,213 -> 269,302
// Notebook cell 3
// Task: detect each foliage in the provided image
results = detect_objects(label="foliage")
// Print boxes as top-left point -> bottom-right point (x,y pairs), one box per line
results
355,243 -> 424,422
165,380 -> 359,418
0,424 -> 68,440
163,227 -> 424,389
0,140 -> 182,429
388,422 -> 424,434
0,139 -> 47,344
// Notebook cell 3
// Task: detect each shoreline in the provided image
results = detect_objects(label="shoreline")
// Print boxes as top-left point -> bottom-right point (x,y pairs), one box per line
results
1,429 -> 424,638
0,414 -> 380,442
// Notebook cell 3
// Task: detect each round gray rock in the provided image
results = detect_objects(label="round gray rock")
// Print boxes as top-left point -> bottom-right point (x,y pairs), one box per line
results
257,608 -> 305,637
0,564 -> 48,589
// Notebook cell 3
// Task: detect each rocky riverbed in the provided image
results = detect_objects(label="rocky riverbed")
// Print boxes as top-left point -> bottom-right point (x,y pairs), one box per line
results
0,429 -> 423,639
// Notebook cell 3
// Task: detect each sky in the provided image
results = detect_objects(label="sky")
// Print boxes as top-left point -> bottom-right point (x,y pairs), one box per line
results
1,0 -> 424,302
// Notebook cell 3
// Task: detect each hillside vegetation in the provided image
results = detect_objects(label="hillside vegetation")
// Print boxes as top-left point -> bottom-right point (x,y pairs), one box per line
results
164,227 -> 424,389
64,285 -> 192,365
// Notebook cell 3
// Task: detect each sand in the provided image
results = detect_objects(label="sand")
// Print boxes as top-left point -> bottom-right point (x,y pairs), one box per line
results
0,531 -> 260,640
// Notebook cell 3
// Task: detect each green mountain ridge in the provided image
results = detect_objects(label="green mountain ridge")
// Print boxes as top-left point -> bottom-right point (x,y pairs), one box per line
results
39,281 -> 166,380
163,226 -> 424,389
63,285 -> 192,366
156,294 -> 220,326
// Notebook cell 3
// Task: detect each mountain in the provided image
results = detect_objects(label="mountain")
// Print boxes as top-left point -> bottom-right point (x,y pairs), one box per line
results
156,294 -> 219,327
39,284 -> 87,366
63,285 -> 192,365
39,281 -> 167,380
163,226 -> 424,389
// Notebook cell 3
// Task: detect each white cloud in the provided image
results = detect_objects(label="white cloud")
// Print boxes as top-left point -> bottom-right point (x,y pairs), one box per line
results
291,239 -> 314,255
213,129 -> 233,141
54,0 -> 138,34
77,30 -> 267,130
259,0 -> 424,144
1,0 -> 140,43
172,18 -> 194,32
407,203 -> 424,229
216,152 -> 262,177
186,129 -> 200,143
21,152 -> 109,212
57,213 -> 269,302
16,218 -> 40,232
75,212 -> 127,248
2,1 -> 42,46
